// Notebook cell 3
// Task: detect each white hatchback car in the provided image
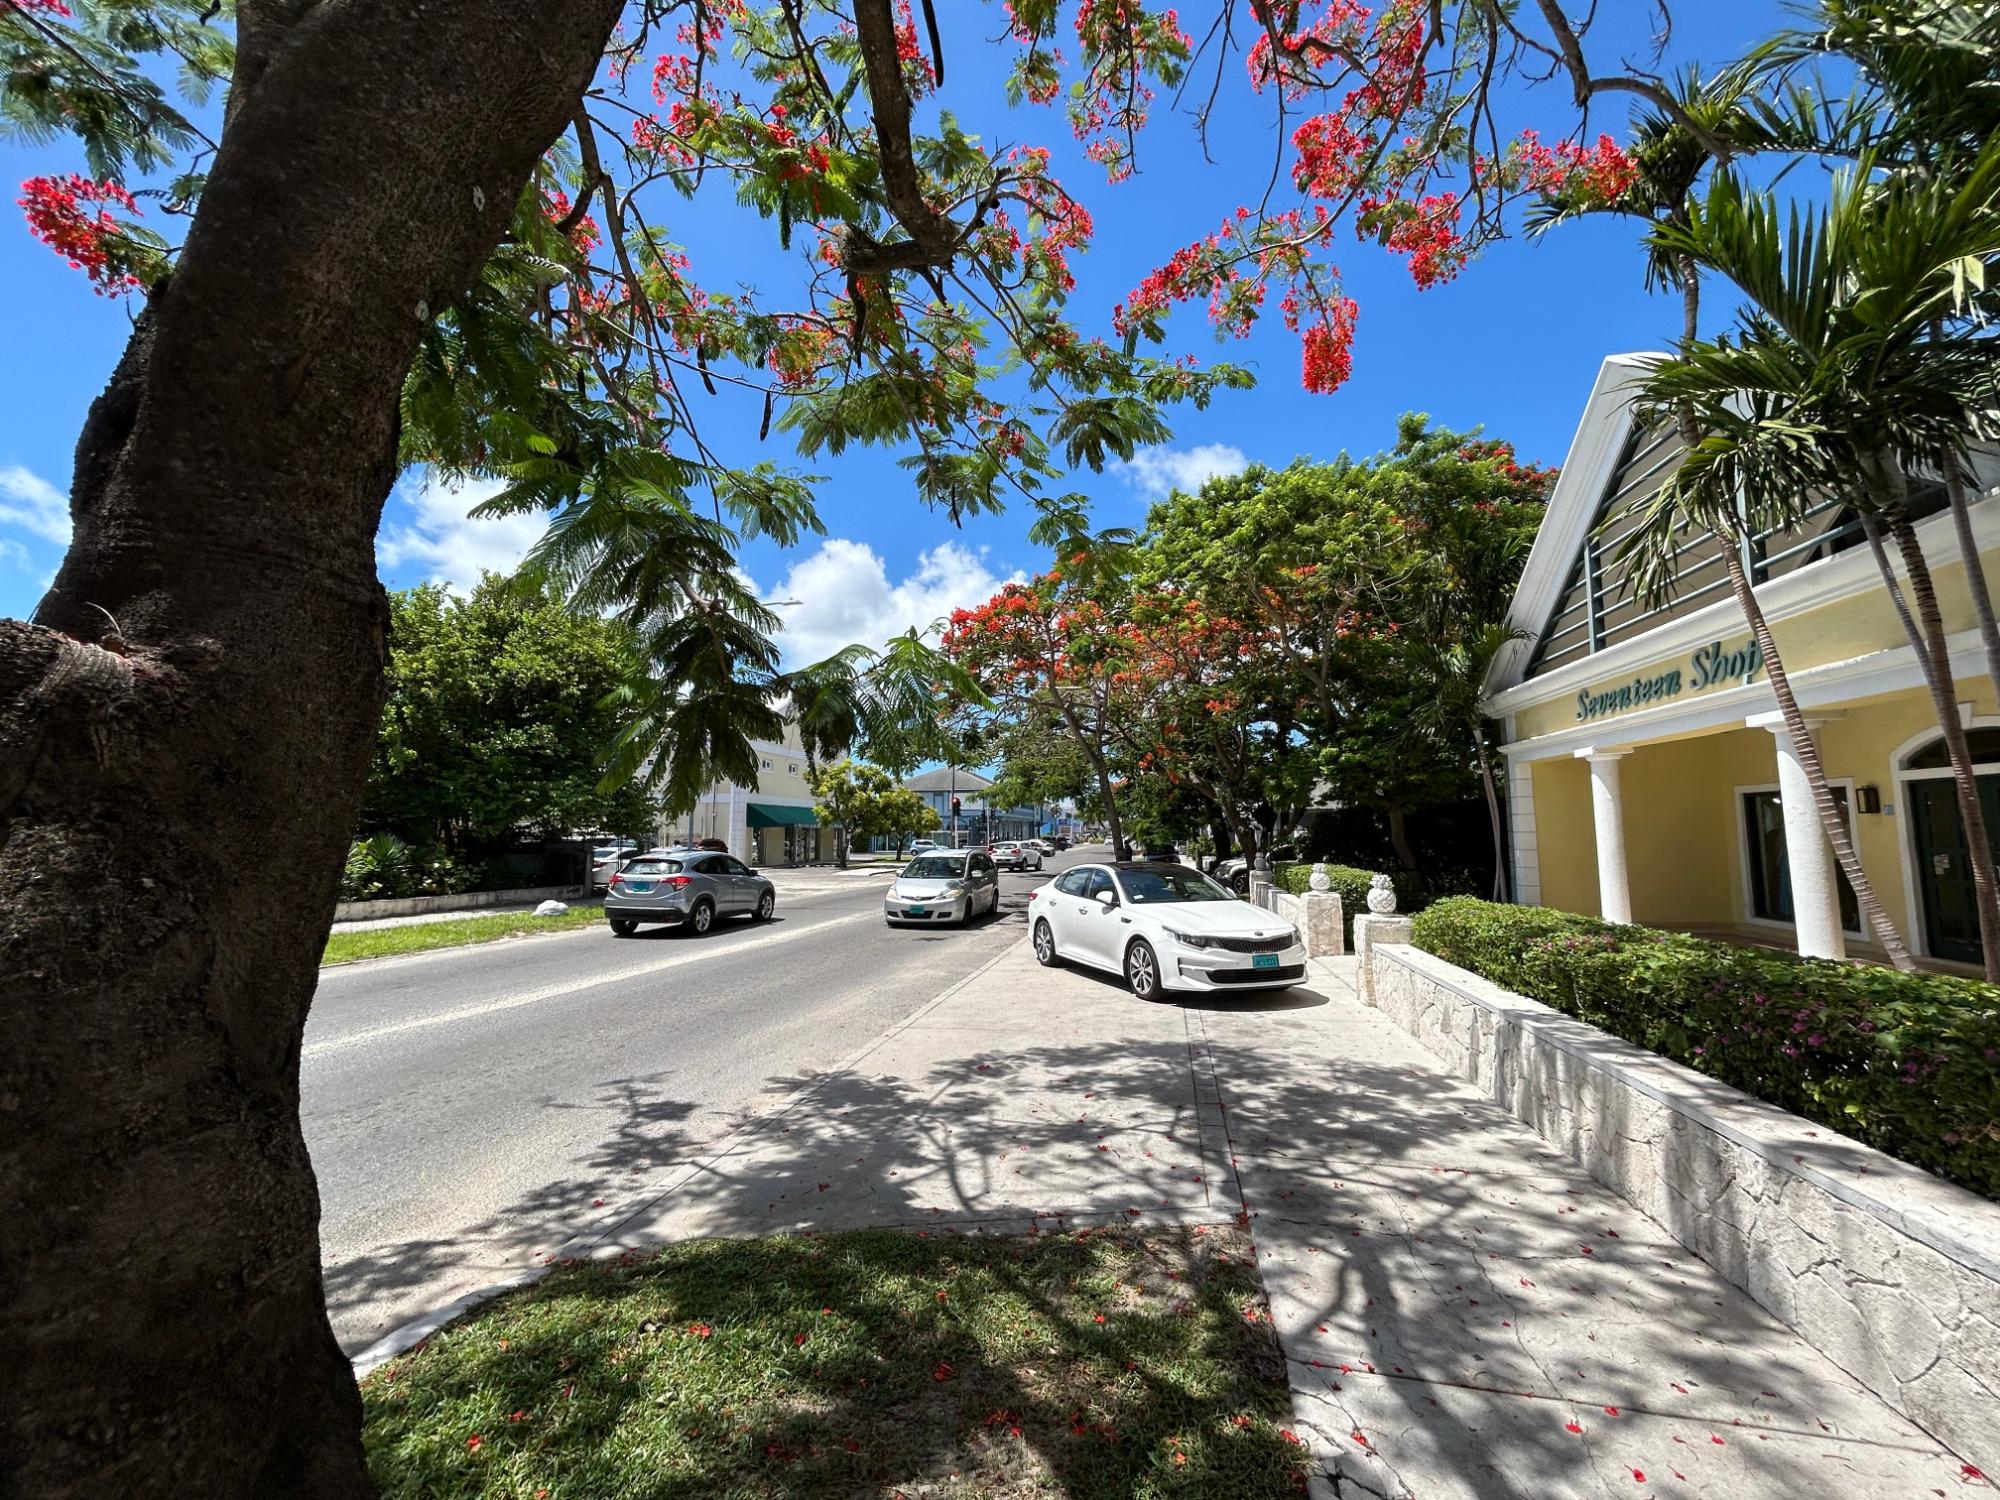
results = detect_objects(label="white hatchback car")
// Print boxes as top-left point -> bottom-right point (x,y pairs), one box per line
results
885,849 -> 1000,926
1028,861 -> 1304,1000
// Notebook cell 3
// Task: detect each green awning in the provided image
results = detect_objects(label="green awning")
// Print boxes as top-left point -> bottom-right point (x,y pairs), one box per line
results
747,802 -> 821,829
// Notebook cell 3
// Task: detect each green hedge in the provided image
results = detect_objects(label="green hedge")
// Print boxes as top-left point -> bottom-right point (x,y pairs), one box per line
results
1410,897 -> 2000,1202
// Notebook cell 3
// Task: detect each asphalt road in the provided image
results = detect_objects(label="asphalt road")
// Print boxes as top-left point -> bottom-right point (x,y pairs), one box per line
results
303,847 -> 1096,1353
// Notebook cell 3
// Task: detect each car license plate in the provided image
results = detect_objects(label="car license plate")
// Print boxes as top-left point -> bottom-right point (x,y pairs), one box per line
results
907,906 -> 926,916
625,882 -> 654,894
1252,952 -> 1280,970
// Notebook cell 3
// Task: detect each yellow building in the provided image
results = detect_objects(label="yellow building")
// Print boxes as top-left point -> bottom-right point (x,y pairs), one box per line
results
1483,354 -> 2000,973
665,722 -> 826,867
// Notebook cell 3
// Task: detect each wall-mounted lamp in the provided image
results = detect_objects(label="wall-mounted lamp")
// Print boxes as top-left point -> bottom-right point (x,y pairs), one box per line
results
1855,784 -> 1883,815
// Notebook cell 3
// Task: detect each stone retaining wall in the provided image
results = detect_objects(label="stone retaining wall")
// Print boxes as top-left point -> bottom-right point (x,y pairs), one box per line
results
332,883 -> 587,923
1366,940 -> 2000,1470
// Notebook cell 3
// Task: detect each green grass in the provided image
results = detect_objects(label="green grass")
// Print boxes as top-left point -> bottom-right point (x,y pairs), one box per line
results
361,1226 -> 1310,1499
322,905 -> 607,966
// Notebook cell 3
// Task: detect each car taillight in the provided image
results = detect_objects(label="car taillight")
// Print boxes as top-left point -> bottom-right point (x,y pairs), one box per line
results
608,873 -> 623,888
665,875 -> 693,889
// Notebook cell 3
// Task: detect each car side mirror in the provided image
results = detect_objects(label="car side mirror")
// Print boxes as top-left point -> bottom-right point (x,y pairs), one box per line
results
1095,889 -> 1117,907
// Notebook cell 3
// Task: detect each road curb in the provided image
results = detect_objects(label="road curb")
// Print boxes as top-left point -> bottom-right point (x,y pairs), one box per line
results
348,932 -> 1030,1378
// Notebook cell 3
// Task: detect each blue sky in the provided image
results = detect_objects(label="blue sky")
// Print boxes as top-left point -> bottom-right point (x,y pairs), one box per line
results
0,4 -> 1791,658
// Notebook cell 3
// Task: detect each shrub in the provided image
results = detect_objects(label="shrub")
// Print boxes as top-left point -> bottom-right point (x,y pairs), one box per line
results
1410,897 -> 2000,1202
342,833 -> 416,901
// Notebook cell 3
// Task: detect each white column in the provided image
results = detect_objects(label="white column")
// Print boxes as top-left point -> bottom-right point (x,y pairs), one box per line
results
1577,748 -> 1633,924
1762,718 -> 1846,961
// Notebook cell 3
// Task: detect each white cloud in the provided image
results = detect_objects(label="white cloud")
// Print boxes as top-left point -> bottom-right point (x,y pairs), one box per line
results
1115,442 -> 1249,499
0,464 -> 71,546
377,473 -> 546,594
761,538 -> 1020,667
0,538 -> 30,571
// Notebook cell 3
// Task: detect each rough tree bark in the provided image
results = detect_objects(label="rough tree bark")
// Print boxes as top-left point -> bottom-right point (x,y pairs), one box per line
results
0,2 -> 622,1495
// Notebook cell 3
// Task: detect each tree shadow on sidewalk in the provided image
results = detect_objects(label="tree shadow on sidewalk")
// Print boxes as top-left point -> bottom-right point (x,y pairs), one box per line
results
337,974 -> 1960,1498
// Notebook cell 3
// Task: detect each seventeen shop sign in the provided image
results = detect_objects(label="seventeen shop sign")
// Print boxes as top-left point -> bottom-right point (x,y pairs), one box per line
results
1575,638 -> 1763,721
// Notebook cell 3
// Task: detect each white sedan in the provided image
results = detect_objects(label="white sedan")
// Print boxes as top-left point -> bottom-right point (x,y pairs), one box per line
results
1028,861 -> 1304,1000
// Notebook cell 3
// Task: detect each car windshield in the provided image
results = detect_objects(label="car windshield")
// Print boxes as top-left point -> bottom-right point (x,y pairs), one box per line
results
902,857 -> 967,879
1115,867 -> 1233,904
623,859 -> 680,876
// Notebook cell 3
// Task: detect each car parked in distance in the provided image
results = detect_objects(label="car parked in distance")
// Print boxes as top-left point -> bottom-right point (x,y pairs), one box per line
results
885,850 -> 999,925
1028,861 -> 1304,1000
1213,843 -> 1299,893
1052,836 -> 1071,851
989,841 -> 1043,871
604,851 -> 774,936
907,838 -> 941,856
1028,838 -> 1056,855
589,840 -> 642,890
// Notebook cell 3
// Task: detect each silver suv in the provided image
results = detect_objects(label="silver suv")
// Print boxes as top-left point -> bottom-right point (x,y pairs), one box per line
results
604,851 -> 774,936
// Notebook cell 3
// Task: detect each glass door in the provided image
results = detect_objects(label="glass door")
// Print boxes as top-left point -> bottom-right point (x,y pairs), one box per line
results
1909,774 -> 2000,965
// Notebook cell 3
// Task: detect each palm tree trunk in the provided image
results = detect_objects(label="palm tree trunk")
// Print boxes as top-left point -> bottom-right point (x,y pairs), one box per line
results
1941,455 -> 2000,708
1881,499 -> 2000,979
1474,729 -> 1509,902
1716,529 -> 1915,967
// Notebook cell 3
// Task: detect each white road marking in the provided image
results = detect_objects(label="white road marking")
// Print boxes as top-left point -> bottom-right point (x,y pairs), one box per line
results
304,912 -> 872,1059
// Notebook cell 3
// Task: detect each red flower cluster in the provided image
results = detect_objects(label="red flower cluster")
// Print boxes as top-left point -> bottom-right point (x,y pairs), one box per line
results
893,0 -> 937,95
11,0 -> 74,13
1512,130 -> 1640,209
17,174 -> 143,295
1368,191 -> 1465,288
540,188 -> 601,255
1007,146 -> 1094,292
1292,294 -> 1358,394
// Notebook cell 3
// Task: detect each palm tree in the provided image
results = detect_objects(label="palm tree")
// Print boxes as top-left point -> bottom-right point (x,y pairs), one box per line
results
1526,75 -> 1919,963
1750,0 -> 2000,705
1637,144 -> 2000,977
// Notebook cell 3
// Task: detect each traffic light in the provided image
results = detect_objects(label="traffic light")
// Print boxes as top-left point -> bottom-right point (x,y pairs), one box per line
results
950,796 -> 961,816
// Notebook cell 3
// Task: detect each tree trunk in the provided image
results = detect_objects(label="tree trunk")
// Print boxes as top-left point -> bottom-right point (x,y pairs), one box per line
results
0,4 -> 622,1496
1943,454 -> 2000,718
1474,729 -> 1509,903
1882,501 -> 2000,979
1383,801 -> 1419,878
1713,530 -> 1916,968
1219,805 -> 1260,873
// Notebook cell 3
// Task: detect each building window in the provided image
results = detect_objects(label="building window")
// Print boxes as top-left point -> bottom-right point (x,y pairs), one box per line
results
760,758 -> 772,771
789,763 -> 799,775
1742,787 -> 1860,931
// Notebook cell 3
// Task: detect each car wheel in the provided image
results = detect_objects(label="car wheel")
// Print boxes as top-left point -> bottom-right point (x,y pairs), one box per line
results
754,890 -> 775,922
1033,919 -> 1060,967
609,918 -> 638,937
1125,939 -> 1166,1001
688,899 -> 715,935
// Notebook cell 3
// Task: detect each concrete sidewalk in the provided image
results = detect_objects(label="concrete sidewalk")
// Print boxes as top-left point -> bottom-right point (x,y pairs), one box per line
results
570,942 -> 1979,1498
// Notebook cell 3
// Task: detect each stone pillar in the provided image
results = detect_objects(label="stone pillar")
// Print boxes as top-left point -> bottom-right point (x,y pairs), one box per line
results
1298,890 -> 1344,956
1760,716 -> 1847,961
1577,748 -> 1633,925
1248,872 -> 1274,911
1353,913 -> 1414,1006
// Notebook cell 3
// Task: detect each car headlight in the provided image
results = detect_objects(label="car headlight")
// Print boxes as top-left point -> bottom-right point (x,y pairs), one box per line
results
943,879 -> 967,891
1165,928 -> 1215,950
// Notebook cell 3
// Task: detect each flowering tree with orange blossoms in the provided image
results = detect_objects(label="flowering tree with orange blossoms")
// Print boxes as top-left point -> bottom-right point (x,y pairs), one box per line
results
1137,419 -> 1553,881
944,567 -> 1156,858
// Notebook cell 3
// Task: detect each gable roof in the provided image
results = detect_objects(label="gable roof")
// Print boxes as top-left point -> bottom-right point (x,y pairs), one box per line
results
1483,353 -> 1663,697
902,767 -> 995,794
